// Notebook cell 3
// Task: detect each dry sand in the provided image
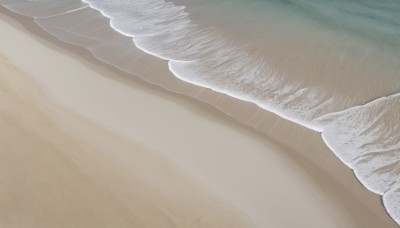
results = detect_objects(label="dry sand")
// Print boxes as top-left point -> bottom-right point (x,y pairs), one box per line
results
0,10 -> 397,228
0,54 -> 253,228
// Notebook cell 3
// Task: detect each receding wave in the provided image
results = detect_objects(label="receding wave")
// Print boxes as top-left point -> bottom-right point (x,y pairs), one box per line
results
1,0 -> 400,224
314,94 -> 400,224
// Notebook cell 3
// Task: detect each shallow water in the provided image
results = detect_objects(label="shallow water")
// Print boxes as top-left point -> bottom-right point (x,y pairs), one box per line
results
1,0 -> 400,224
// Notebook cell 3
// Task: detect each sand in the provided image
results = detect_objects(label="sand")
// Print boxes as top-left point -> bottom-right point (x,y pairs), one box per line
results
0,54 -> 254,227
0,9 -> 397,228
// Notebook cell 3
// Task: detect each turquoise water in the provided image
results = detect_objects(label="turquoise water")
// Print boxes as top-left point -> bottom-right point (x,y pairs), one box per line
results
185,0 -> 400,48
1,0 -> 400,225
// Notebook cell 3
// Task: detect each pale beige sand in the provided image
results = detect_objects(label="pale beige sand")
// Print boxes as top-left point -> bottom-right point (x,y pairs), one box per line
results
0,54 -> 253,228
0,10 -> 397,228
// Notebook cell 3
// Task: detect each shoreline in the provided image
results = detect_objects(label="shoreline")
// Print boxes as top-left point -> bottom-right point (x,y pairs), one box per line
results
0,6 -> 397,227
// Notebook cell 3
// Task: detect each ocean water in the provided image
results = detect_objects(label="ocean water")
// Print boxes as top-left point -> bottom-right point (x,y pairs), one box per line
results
1,0 -> 400,224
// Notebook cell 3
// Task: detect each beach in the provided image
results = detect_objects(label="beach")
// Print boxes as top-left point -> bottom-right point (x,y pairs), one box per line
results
0,6 -> 398,228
